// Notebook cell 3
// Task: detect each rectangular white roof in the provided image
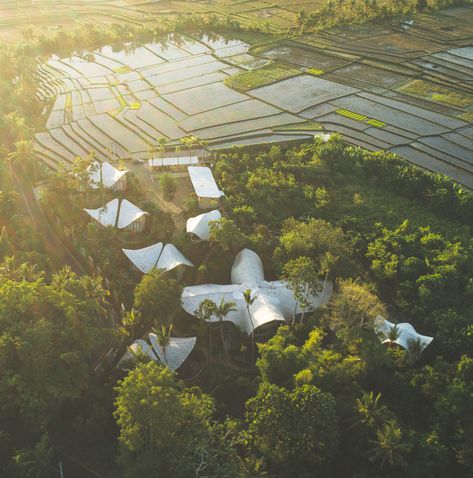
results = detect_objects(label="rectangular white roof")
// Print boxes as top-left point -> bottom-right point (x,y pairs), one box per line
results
148,156 -> 199,167
188,166 -> 224,199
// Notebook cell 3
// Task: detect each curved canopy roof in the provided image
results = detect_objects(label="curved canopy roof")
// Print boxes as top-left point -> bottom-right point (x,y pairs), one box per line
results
188,166 -> 224,199
84,198 -> 119,227
231,248 -> 265,285
182,248 -> 332,335
122,242 -> 193,273
118,339 -> 158,370
186,209 -> 221,240
89,161 -> 127,189
84,198 -> 148,229
374,316 -> 433,354
149,333 -> 197,371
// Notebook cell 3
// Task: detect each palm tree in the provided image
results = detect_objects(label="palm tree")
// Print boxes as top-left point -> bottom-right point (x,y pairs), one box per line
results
407,338 -> 423,365
320,252 -> 338,303
368,419 -> 410,470
121,309 -> 142,340
243,289 -> 256,364
14,433 -> 53,478
7,139 -> 34,181
355,391 -> 384,428
155,323 -> 173,362
195,299 -> 217,356
215,298 -> 237,360
387,324 -> 400,349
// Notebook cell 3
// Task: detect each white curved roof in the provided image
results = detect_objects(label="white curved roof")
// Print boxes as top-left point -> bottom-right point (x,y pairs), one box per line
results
84,198 -> 147,229
149,333 -> 197,370
89,161 -> 127,189
181,249 -> 332,335
123,242 -> 163,273
231,248 -> 265,285
84,198 -> 119,227
117,199 -> 148,229
122,242 -> 193,273
186,209 -> 221,240
118,338 -> 159,369
374,316 -> 433,354
188,166 -> 224,199
157,244 -> 193,271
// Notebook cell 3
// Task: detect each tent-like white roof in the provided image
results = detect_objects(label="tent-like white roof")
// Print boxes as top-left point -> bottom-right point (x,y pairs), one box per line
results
181,248 -> 332,335
374,316 -> 433,354
84,198 -> 119,227
89,161 -> 127,189
149,156 -> 198,167
186,209 -> 221,240
149,333 -> 197,371
118,339 -> 159,369
122,242 -> 193,273
84,198 -> 148,229
188,166 -> 224,199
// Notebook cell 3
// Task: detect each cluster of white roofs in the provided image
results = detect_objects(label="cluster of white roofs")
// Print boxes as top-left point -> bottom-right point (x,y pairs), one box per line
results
121,334 -> 197,371
84,198 -> 149,230
182,248 -> 333,335
374,316 -> 433,355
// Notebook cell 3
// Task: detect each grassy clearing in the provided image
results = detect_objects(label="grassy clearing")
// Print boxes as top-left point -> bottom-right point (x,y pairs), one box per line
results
224,63 -> 300,91
398,80 -> 473,109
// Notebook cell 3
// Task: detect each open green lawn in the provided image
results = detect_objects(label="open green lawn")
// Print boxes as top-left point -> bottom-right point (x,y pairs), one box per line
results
224,63 -> 301,91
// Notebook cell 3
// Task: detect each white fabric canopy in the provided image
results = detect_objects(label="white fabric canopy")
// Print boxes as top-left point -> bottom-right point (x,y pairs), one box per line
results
123,242 -> 164,273
374,316 -> 433,354
188,166 -> 224,199
149,333 -> 197,371
118,199 -> 148,229
182,248 -> 332,335
89,161 -> 127,189
84,198 -> 148,229
122,242 -> 193,273
186,209 -> 221,240
118,339 -> 159,369
84,198 -> 119,227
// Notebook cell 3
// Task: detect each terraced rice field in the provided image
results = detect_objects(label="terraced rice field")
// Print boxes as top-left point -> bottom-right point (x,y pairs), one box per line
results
34,6 -> 473,189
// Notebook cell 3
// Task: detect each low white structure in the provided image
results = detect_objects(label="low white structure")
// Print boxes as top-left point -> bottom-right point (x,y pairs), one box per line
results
182,248 -> 332,335
188,166 -> 224,209
119,336 -> 196,371
149,156 -> 198,168
84,198 -> 148,231
118,339 -> 159,370
374,316 -> 433,354
89,161 -> 127,190
122,242 -> 193,273
149,333 -> 197,371
186,209 -> 222,241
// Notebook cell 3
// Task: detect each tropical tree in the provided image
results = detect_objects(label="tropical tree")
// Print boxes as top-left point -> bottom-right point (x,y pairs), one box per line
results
243,289 -> 257,364
133,269 -> 182,328
368,419 -> 411,470
246,383 -> 339,471
282,256 -> 320,323
215,298 -> 237,360
114,361 -> 242,477
121,309 -> 142,341
155,323 -> 173,361
195,299 -> 218,355
13,433 -> 53,478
